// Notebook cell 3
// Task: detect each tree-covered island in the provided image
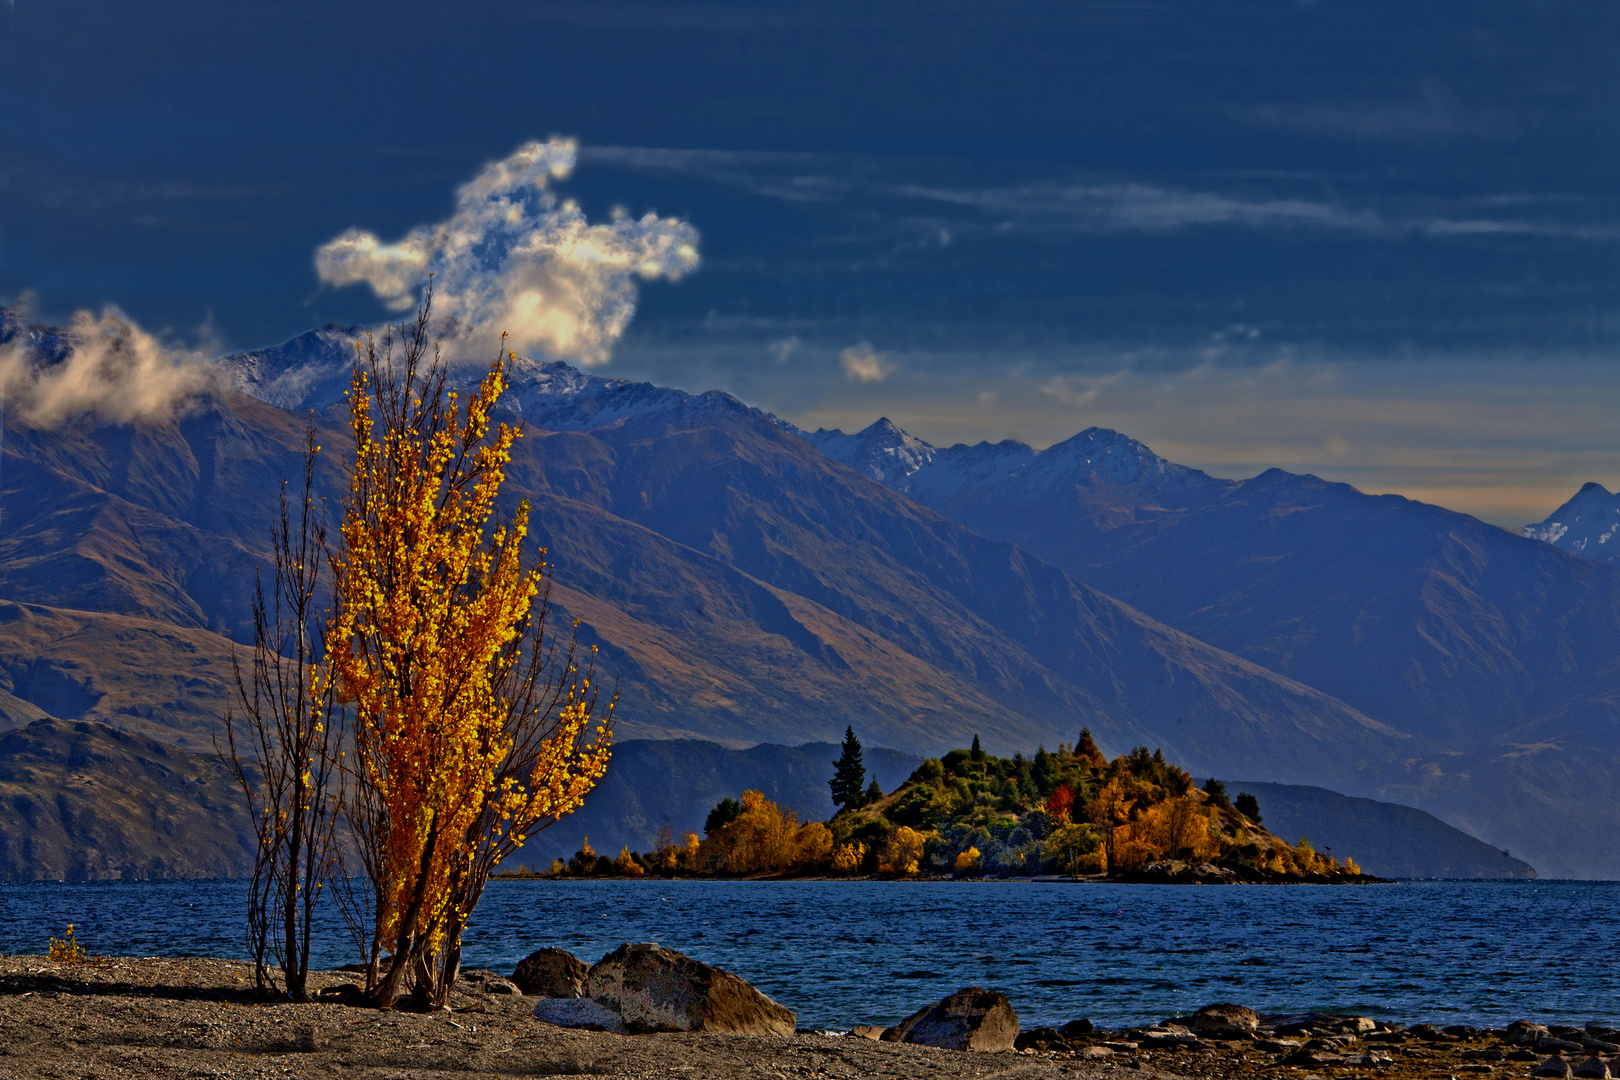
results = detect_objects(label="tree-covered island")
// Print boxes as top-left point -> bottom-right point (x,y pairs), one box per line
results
539,729 -> 1369,883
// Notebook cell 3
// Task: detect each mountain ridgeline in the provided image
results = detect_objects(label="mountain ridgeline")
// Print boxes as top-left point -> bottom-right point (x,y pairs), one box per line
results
0,310 -> 1609,876
805,417 -> 1620,878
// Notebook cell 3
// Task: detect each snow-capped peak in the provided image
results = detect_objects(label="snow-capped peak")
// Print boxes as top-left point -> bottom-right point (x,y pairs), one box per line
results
217,327 -> 728,432
1523,482 -> 1620,563
798,417 -> 937,483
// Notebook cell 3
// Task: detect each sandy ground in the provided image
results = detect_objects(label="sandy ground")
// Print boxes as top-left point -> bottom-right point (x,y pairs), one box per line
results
0,954 -> 1596,1080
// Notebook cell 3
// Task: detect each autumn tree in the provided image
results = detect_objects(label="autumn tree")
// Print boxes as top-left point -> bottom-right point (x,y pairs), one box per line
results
330,300 -> 612,1009
218,427 -> 340,1001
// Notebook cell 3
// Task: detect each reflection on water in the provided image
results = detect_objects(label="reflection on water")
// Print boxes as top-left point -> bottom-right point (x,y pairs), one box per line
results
3,879 -> 1616,1029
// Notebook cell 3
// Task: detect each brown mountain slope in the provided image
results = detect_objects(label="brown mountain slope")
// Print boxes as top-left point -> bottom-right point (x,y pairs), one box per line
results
0,386 -> 1407,788
0,717 -> 254,881
0,602 -> 239,752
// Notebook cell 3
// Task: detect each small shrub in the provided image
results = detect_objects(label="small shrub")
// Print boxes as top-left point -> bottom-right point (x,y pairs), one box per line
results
953,846 -> 981,873
48,925 -> 88,965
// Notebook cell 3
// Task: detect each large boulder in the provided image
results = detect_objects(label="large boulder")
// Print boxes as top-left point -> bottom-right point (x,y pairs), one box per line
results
585,943 -> 796,1036
513,948 -> 589,998
1191,1004 -> 1259,1038
880,987 -> 1019,1052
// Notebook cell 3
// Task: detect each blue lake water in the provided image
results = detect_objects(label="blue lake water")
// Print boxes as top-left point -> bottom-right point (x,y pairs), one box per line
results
2,879 -> 1615,1031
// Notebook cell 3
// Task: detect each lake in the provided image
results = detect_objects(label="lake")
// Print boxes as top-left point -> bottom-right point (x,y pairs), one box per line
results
2,879 -> 1615,1030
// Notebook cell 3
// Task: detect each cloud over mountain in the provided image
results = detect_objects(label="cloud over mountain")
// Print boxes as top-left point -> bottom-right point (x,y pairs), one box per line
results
313,138 -> 701,365
0,308 -> 211,428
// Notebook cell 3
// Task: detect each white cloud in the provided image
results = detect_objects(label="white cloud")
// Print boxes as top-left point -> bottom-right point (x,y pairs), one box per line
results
314,138 -> 700,366
839,343 -> 895,384
0,307 -> 211,427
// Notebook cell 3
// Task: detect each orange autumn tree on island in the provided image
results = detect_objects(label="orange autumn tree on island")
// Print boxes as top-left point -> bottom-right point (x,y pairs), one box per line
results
329,301 -> 612,1010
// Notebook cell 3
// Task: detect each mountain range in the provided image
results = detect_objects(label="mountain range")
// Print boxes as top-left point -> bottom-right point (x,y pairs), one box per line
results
1,311 -> 1616,876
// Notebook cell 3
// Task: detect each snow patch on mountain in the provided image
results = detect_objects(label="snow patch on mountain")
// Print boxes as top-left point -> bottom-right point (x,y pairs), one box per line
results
219,327 -> 743,431
1523,482 -> 1620,563
797,415 -> 1218,505
799,418 -> 936,483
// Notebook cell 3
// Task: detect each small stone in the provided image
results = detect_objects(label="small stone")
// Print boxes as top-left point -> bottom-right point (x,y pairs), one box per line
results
1508,1022 -> 1554,1046
1015,1026 -> 1070,1052
1258,1039 -> 1301,1053
1343,1051 -> 1393,1067
1061,1018 -> 1094,1038
1543,1038 -> 1589,1054
1281,1049 -> 1346,1068
1142,1028 -> 1199,1048
1076,1045 -> 1114,1059
851,1025 -> 884,1040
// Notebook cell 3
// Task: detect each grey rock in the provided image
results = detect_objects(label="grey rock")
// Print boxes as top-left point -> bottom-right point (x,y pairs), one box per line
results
1014,1027 -> 1070,1052
512,947 -> 589,998
1573,1058 -> 1613,1079
532,997 -> 629,1034
586,942 -> 796,1036
1587,1036 -> 1620,1054
1076,1045 -> 1113,1059
1142,1028 -> 1199,1047
1544,1037 -> 1589,1054
1191,1003 -> 1259,1038
1281,1048 -> 1345,1067
1533,1058 -> 1574,1079
1343,1051 -> 1393,1067
881,987 -> 1020,1052
1257,1039 -> 1301,1053
851,1025 -> 884,1040
1509,1021 -> 1554,1046
1060,1018 -> 1094,1038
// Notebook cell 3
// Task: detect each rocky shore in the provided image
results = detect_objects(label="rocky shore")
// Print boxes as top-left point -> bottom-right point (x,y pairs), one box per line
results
0,952 -> 1614,1080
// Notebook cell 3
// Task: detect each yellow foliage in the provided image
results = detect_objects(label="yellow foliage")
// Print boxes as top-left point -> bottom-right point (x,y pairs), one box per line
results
881,826 -> 928,875
615,846 -> 644,876
831,841 -> 866,874
548,858 -> 566,876
330,329 -> 611,1007
1344,855 -> 1361,876
47,925 -> 87,965
682,832 -> 701,868
709,790 -> 801,873
578,836 -> 596,862
953,846 -> 982,873
794,822 -> 834,870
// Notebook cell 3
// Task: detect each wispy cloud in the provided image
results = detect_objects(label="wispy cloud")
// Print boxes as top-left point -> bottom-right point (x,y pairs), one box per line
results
839,343 -> 895,384
582,145 -> 1620,244
315,138 -> 701,366
0,306 -> 211,427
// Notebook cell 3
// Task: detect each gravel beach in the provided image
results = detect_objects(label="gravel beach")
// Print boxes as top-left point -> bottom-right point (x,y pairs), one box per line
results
0,954 -> 1610,1080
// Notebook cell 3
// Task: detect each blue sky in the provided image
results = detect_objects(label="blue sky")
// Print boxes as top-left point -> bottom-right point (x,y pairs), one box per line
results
5,0 -> 1620,526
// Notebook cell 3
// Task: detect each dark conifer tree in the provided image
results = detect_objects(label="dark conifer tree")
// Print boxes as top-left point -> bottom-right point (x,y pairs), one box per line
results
1234,792 -> 1262,823
865,778 -> 884,805
829,726 -> 867,811
970,734 -> 985,762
